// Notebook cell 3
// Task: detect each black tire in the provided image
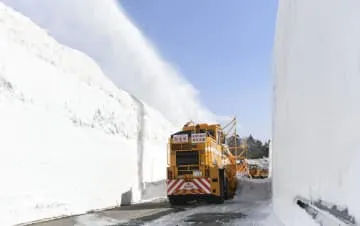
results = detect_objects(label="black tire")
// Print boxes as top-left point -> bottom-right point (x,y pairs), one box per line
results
224,178 -> 229,200
214,169 -> 225,204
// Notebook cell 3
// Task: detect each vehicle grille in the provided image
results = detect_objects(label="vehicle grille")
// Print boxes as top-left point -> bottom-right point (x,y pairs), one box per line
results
178,170 -> 193,176
171,143 -> 193,151
176,151 -> 199,166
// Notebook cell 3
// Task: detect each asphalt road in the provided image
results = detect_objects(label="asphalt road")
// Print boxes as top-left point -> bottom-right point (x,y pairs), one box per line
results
144,177 -> 278,226
28,202 -> 183,226
29,177 -> 279,226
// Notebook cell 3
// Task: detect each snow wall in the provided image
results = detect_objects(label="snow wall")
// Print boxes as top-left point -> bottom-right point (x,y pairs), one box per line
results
273,0 -> 360,225
2,0 -> 216,125
0,3 -> 177,225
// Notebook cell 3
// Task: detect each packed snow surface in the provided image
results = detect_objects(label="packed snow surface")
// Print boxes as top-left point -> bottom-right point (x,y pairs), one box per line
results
2,0 -> 217,125
0,2 -> 176,225
273,0 -> 360,225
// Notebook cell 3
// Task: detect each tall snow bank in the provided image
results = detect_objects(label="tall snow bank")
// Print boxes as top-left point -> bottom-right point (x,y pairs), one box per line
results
0,3 -> 174,225
273,0 -> 360,225
2,0 -> 216,125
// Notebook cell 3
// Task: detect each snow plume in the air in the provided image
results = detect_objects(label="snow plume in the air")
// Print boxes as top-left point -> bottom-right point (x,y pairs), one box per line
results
3,0 -> 215,125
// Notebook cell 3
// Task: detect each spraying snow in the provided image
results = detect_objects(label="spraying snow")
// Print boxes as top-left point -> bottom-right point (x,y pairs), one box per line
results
273,0 -> 360,225
2,0 -> 216,125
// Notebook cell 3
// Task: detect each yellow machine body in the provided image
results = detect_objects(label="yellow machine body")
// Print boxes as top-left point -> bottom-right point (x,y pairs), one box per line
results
166,122 -> 237,204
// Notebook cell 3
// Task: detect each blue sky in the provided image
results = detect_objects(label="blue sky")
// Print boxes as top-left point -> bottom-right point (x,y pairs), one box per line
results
121,1 -> 278,140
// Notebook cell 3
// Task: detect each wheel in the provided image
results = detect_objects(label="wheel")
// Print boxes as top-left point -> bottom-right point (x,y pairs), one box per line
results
224,178 -> 229,200
215,169 -> 225,204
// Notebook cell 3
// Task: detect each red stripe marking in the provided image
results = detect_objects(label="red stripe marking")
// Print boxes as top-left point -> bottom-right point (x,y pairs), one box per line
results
198,178 -> 211,190
192,179 -> 205,191
167,179 -> 212,195
167,180 -> 180,194
170,180 -> 185,195
167,179 -> 179,193
192,179 -> 211,194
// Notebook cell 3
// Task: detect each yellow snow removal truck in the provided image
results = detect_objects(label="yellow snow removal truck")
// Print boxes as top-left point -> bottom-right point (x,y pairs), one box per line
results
166,122 -> 238,205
